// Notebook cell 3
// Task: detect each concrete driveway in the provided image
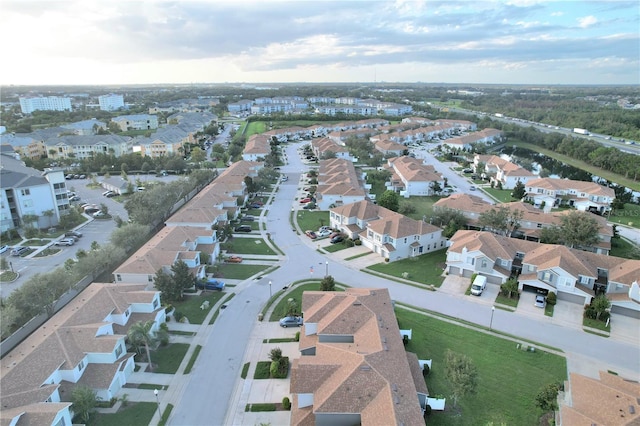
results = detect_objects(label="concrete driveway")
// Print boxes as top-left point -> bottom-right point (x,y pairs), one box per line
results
517,291 -> 548,319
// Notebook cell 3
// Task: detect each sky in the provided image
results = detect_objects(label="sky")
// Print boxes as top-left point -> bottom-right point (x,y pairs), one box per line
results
1,0 -> 638,86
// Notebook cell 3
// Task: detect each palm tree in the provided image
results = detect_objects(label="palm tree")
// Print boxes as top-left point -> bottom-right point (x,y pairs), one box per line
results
127,320 -> 157,370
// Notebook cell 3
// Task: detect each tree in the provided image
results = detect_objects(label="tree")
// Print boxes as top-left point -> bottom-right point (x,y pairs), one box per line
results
478,206 -> 522,236
430,181 -> 442,195
154,268 -> 182,302
511,180 -> 526,200
378,190 -> 400,212
591,294 -> 611,320
110,223 -> 151,252
539,225 -> 563,244
171,260 -> 197,297
559,211 -> 600,249
444,350 -> 478,407
190,146 -> 206,163
99,203 -> 109,215
500,277 -> 519,299
127,320 -> 158,370
42,209 -> 56,228
320,275 -> 336,291
71,385 -> 98,422
535,382 -> 562,412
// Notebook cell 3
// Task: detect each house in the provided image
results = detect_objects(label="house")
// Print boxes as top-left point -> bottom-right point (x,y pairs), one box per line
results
445,230 -> 640,309
442,129 -> 503,151
373,137 -> 408,157
45,134 -> 132,160
0,283 -> 164,426
385,156 -> 443,197
111,114 -> 158,132
434,194 -> 613,254
557,371 -> 640,425
310,137 -> 353,161
165,190 -> 234,229
290,288 -> 428,425
314,159 -> 366,210
0,154 -> 69,232
331,200 -> 445,261
113,226 -> 219,284
472,154 -> 534,189
524,177 -> 615,214
242,134 -> 271,161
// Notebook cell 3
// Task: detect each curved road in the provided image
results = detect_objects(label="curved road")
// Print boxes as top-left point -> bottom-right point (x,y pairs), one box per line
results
168,141 -> 640,426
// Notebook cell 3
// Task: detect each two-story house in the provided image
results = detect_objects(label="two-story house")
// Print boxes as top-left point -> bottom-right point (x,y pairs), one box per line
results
331,200 -> 445,262
472,154 -> 534,189
385,156 -> 443,197
242,134 -> 271,161
290,288 -> 428,425
525,177 -> 615,214
314,159 -> 367,210
310,137 -> 353,161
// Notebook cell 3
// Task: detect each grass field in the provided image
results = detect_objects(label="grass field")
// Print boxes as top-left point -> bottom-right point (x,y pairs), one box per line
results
151,343 -> 190,374
608,203 -> 640,229
171,292 -> 226,324
397,308 -> 567,425
267,281 -> 345,321
223,237 -> 276,255
399,196 -> 444,221
482,187 -> 516,203
245,121 -> 268,137
214,263 -> 272,280
296,211 -> 330,232
366,249 -> 447,286
90,402 -> 156,426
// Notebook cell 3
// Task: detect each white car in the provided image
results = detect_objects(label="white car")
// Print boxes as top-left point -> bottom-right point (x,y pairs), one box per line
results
0,245 -> 9,254
317,229 -> 331,238
54,238 -> 75,246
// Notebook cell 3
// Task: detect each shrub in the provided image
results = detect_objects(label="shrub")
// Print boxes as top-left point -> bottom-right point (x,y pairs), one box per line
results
354,239 -> 362,246
402,272 -> 410,279
546,291 -> 557,306
402,335 -> 409,346
295,331 -> 300,342
282,396 -> 291,411
270,356 -> 289,378
422,364 -> 430,376
470,273 -> 478,284
425,405 -> 432,416
268,347 -> 282,362
164,304 -> 173,314
173,311 -> 184,323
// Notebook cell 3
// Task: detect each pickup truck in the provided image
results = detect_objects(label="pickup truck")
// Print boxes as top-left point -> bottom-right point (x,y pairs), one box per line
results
470,275 -> 487,296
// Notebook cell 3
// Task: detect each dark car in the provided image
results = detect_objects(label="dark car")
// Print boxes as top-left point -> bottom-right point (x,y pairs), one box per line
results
234,225 -> 252,233
240,215 -> 255,222
279,316 -> 303,328
249,203 -> 262,209
65,231 -> 83,239
330,235 -> 344,244
196,279 -> 225,291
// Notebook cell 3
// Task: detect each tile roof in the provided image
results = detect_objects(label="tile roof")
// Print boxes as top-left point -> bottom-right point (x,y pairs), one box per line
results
387,156 -> 441,183
526,177 -> 615,198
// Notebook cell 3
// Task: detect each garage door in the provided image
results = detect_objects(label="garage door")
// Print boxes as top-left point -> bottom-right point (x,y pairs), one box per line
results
486,275 -> 502,284
449,266 -> 461,276
611,305 -> 640,319
522,284 -> 547,295
557,291 -> 587,305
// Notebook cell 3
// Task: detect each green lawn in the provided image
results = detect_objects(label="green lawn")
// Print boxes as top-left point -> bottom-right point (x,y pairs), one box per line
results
254,361 -> 272,379
366,249 -> 447,286
0,271 -> 18,282
171,292 -> 226,324
609,203 -> 640,229
150,343 -> 190,374
495,293 -> 519,308
296,211 -> 330,232
213,263 -> 271,280
482,187 -> 516,203
245,121 -> 268,137
583,317 -> 610,332
322,242 -> 351,253
397,308 -> 567,425
398,196 -> 444,221
90,402 -> 156,426
223,237 -> 276,255
610,237 -> 640,259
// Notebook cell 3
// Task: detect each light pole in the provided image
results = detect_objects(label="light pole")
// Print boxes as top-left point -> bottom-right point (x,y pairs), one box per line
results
325,261 -> 329,277
153,389 -> 161,419
489,306 -> 495,330
269,280 -> 272,298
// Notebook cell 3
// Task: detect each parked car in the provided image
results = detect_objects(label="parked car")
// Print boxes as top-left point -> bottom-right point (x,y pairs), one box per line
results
102,190 -> 113,197
84,207 -> 99,215
78,174 -> 86,179
68,195 -> 81,202
234,225 -> 252,233
225,255 -> 243,263
0,245 -> 9,254
317,229 -> 331,238
196,279 -> 225,291
54,238 -> 75,246
249,203 -> 262,209
104,192 -> 117,198
299,198 -> 312,204
10,246 -> 30,256
534,295 -> 546,308
305,230 -> 317,239
240,215 -> 255,222
65,231 -> 83,239
279,316 -> 303,328
470,275 -> 487,296
93,211 -> 108,218
330,235 -> 344,244
249,200 -> 264,206
280,176 -> 288,182
302,203 -> 315,210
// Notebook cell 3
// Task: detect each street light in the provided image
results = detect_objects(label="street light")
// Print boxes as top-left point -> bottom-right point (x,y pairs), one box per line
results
153,389 -> 161,419
489,306 -> 496,330
269,280 -> 272,298
325,261 -> 329,277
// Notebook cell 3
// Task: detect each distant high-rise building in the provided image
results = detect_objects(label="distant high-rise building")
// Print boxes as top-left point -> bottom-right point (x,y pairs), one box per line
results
19,96 -> 72,114
98,94 -> 125,111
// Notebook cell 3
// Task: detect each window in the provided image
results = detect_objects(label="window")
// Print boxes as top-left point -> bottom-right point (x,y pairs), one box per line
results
148,275 -> 153,282
440,241 -> 444,247
466,257 -> 475,265
78,360 -> 84,371
20,189 -> 30,196
116,274 -> 122,281
115,344 -> 123,358
481,259 -> 487,268
501,259 -> 509,267
536,223 -> 543,228
125,309 -> 129,317
153,298 -> 159,309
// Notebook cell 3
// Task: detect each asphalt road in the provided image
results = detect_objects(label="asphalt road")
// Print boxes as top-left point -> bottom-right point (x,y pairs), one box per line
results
168,141 -> 640,426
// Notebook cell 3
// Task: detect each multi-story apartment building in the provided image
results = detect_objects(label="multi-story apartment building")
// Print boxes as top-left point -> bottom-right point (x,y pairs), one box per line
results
98,94 -> 125,111
0,154 -> 69,232
44,135 -> 131,160
19,96 -> 72,114
0,134 -> 47,160
60,119 -> 108,136
111,114 -> 158,132
524,177 -> 615,214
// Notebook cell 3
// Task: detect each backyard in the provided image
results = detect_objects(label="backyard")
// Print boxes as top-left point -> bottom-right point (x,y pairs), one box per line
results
398,196 -> 444,221
88,402 -> 157,426
482,187 -> 516,203
397,307 -> 567,425
210,263 -> 272,280
366,249 -> 447,286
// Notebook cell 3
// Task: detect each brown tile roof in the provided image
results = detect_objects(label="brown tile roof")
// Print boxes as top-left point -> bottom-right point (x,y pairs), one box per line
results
243,134 -> 270,155
559,371 -> 640,425
290,288 -> 425,425
526,177 -> 615,198
387,156 -> 441,182
0,402 -> 72,426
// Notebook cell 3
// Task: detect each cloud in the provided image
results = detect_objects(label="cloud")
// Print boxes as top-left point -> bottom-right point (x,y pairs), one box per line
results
578,15 -> 598,28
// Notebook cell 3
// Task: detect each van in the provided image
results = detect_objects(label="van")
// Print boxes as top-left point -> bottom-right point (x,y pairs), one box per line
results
470,275 -> 487,296
10,246 -> 29,257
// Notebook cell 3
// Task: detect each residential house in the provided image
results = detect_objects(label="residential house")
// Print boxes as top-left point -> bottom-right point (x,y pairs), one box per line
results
373,137 -> 406,157
290,288 -> 428,425
445,230 -> 640,309
472,154 -> 534,189
0,283 -> 163,426
310,137 -> 353,161
113,226 -> 219,284
434,194 -> 613,254
557,371 -> 640,425
314,159 -> 367,210
524,178 -> 615,214
331,200 -> 445,261
166,190 -> 235,228
442,129 -> 504,151
242,134 -> 271,161
0,154 -> 69,232
111,114 -> 158,132
385,156 -> 444,197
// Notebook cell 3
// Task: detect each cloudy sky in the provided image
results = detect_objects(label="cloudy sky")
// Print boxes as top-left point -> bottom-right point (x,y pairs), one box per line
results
2,0 -> 638,85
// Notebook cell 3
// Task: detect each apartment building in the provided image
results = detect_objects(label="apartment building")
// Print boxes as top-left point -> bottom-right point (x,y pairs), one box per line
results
385,156 -> 444,197
0,133 -> 47,160
331,200 -> 445,261
314,159 -> 367,210
290,288 -> 428,425
44,135 -> 131,160
442,128 -> 504,151
111,114 -> 159,132
19,96 -> 72,114
525,177 -> 615,214
98,94 -> 125,111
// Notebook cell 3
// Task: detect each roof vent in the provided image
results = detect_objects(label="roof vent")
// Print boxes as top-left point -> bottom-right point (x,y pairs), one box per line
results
360,365 -> 371,371
394,395 -> 400,404
353,301 -> 362,306
630,406 -> 636,414
392,384 -> 398,392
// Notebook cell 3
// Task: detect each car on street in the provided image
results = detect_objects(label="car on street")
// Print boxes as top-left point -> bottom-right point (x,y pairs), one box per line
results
469,186 -> 477,191
196,279 -> 225,291
279,316 -> 303,328
225,255 -> 243,263
65,231 -> 83,239
234,225 -> 252,233
69,195 -> 81,202
330,235 -> 344,244
0,245 -> 9,254
54,238 -> 75,246
535,295 -> 546,308
280,176 -> 288,182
